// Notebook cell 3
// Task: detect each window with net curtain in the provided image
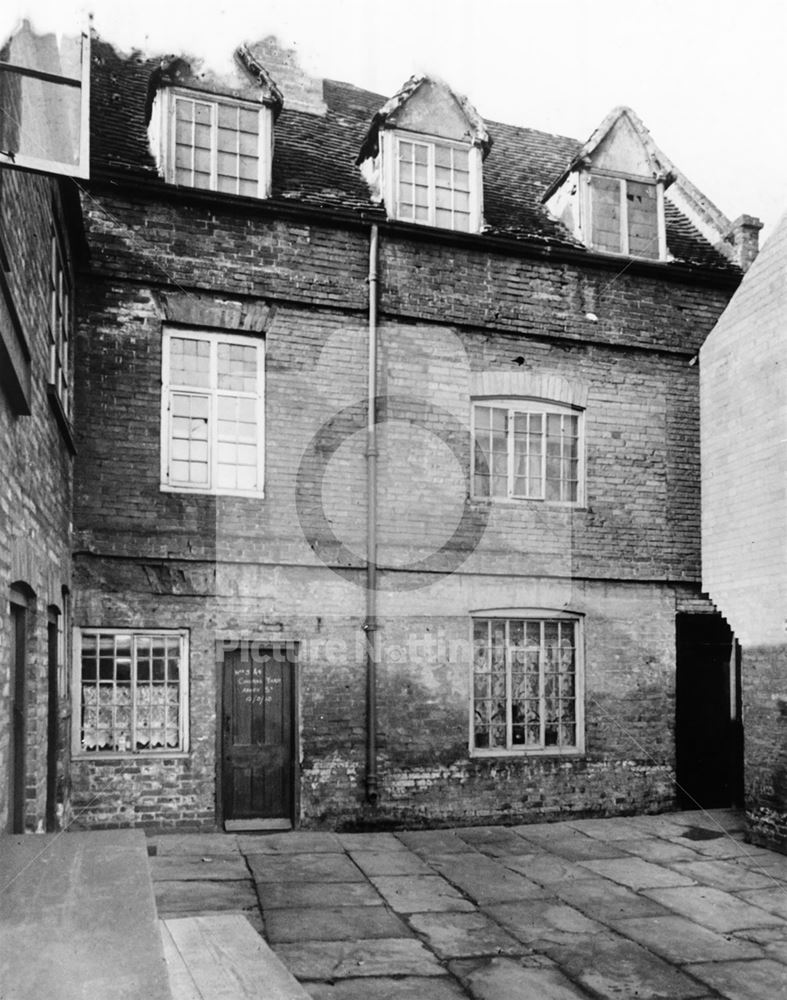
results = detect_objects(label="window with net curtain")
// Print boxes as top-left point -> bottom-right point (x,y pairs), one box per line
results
77,631 -> 187,754
472,616 -> 582,753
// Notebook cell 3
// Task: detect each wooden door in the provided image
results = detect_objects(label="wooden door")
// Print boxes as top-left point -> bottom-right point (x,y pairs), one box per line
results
221,644 -> 295,823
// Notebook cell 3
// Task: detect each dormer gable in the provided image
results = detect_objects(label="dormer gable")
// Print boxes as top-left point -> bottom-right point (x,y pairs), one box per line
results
358,76 -> 491,234
544,107 -> 672,261
146,46 -> 282,199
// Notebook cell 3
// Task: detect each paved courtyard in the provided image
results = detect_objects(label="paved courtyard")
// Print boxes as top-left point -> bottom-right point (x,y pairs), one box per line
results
149,809 -> 787,999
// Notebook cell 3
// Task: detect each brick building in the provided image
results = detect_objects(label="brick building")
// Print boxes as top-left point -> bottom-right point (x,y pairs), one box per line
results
2,28 -> 760,831
0,23 -> 89,832
701,211 -> 787,853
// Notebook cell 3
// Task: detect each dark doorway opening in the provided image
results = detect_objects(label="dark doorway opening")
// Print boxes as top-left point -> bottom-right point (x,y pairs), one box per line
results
46,611 -> 60,832
219,642 -> 297,829
9,596 -> 27,834
675,612 -> 743,809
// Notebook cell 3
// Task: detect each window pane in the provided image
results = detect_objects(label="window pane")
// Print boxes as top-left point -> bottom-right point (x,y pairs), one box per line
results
627,179 -> 659,259
591,175 -> 622,253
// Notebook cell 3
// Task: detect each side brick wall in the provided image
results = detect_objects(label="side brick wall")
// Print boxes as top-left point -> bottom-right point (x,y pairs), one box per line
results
0,168 -> 74,832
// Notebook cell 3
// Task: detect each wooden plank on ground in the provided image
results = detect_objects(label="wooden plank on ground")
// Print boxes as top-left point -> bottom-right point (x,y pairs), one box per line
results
163,913 -> 312,1000
160,921 -> 201,1000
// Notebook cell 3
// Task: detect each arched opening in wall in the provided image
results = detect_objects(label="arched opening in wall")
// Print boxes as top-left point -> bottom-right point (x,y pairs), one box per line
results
46,605 -> 61,832
675,613 -> 744,809
8,583 -> 35,834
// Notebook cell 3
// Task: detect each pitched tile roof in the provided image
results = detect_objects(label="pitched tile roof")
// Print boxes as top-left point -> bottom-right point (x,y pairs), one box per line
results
88,36 -> 738,274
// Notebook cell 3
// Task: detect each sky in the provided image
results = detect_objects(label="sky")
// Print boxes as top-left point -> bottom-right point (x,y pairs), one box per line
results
4,0 -> 786,240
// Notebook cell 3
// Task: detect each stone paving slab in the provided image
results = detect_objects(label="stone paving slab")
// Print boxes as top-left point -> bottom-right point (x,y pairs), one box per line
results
407,910 -> 526,959
154,878 -> 260,916
667,857 -> 777,891
149,854 -> 250,882
499,851 -> 607,885
370,874 -> 476,913
553,930 -> 709,1000
615,838 -> 704,864
257,880 -> 383,910
450,956 -> 591,999
735,851 -> 787,878
264,905 -> 410,943
452,826 -> 535,855
609,914 -> 764,964
337,833 -> 408,852
396,829 -> 477,854
483,898 -> 607,950
737,886 -> 787,920
685,958 -> 787,999
147,833 -> 239,856
580,856 -> 698,890
348,849 -> 435,877
564,817 -> 660,841
554,877 -> 675,921
675,835 -> 765,861
247,852 -> 364,883
427,852 -> 550,904
644,885 -> 787,933
238,832 -> 343,854
306,975 -> 469,999
273,938 -> 445,979
541,834 -> 629,862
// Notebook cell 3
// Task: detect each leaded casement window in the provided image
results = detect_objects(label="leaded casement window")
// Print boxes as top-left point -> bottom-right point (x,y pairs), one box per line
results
150,88 -> 273,198
161,329 -> 264,496
48,228 -> 71,420
385,131 -> 481,233
587,173 -> 662,260
472,616 -> 583,754
75,630 -> 188,755
472,400 -> 583,503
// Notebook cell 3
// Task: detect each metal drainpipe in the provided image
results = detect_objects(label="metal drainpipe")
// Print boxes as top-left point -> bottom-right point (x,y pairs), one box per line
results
365,223 -> 379,804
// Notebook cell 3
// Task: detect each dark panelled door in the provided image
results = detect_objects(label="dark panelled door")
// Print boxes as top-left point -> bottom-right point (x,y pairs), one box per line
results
222,644 -> 294,823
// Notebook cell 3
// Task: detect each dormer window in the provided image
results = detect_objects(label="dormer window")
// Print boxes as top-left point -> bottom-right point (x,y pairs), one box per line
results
358,76 -> 491,236
543,107 -> 671,263
147,46 -> 282,200
150,89 -> 272,197
586,172 -> 662,260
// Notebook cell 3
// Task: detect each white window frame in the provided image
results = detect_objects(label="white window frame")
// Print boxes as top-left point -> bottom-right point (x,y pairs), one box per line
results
471,398 -> 585,505
0,26 -> 90,178
72,628 -> 189,758
48,226 -> 72,421
469,610 -> 585,758
381,128 -> 483,233
149,86 -> 273,198
160,328 -> 265,497
581,170 -> 666,260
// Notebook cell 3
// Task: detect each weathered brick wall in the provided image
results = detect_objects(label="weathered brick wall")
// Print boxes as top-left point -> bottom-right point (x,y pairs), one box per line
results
70,184 -> 735,828
701,213 -> 787,851
0,168 -> 74,831
73,551 -> 679,827
742,644 -> 787,854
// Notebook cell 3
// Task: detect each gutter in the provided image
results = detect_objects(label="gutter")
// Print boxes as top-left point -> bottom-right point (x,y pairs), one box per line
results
364,223 -> 379,804
84,169 -> 743,291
